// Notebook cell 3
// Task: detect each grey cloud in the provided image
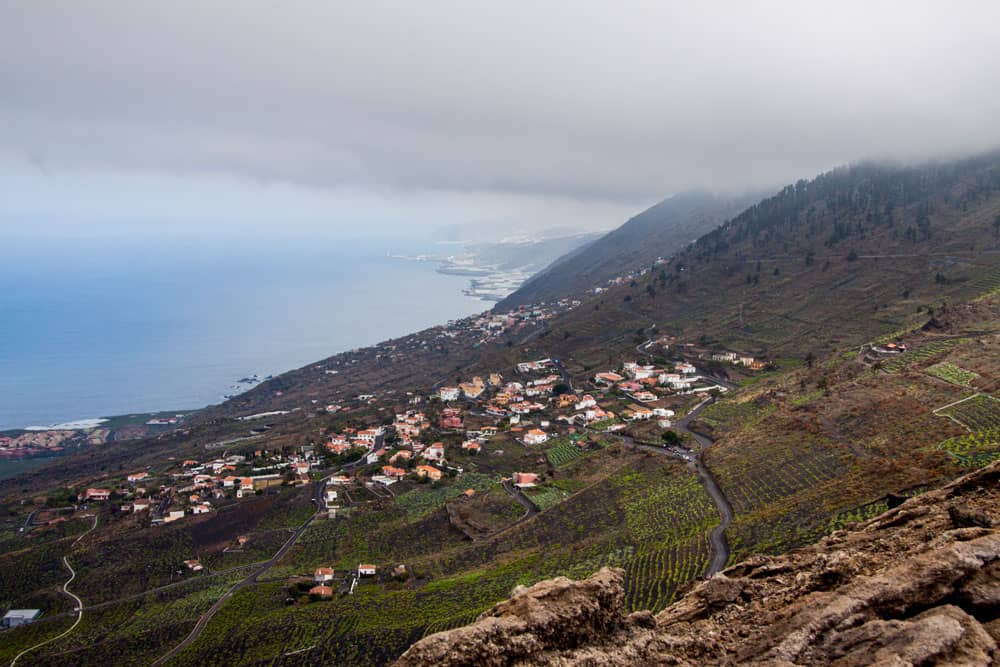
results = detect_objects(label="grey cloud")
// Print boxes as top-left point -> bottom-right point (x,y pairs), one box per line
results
2,1 -> 1000,211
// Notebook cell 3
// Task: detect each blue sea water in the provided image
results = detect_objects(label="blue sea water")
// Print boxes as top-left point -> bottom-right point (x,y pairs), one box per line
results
0,236 -> 484,430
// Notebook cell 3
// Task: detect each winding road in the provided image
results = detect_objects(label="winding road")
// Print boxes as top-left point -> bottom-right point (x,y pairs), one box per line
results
670,399 -> 734,576
10,514 -> 98,667
608,398 -> 734,578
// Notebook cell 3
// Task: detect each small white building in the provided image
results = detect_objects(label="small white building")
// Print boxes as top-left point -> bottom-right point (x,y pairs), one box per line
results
358,564 -> 377,577
523,429 -> 549,445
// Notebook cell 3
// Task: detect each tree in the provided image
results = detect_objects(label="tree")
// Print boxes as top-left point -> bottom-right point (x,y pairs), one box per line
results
661,430 -> 682,446
805,352 -> 815,369
552,383 -> 570,396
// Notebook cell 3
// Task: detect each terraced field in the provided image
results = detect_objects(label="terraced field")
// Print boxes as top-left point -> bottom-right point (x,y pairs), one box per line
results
881,338 -> 969,373
828,499 -> 890,531
925,362 -> 978,386
936,428 -> 1000,468
935,393 -> 1000,431
545,439 -> 593,468
698,399 -> 775,429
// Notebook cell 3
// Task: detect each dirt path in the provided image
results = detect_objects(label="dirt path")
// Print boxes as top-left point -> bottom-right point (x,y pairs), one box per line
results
10,514 -> 98,666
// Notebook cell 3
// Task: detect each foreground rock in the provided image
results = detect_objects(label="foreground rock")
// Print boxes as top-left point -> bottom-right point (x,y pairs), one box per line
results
396,461 -> 1000,666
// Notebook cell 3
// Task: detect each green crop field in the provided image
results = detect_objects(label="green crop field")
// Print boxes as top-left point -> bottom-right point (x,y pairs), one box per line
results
936,427 -> 1000,468
545,438 -> 595,468
925,362 -> 978,386
881,338 -> 969,373
936,394 -> 1000,431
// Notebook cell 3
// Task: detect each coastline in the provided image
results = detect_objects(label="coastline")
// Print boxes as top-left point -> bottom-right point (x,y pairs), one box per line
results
1,240 -> 485,432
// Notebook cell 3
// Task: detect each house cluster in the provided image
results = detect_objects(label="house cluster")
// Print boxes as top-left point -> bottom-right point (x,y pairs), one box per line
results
326,426 -> 386,455
592,359 -> 700,400
706,351 -> 766,371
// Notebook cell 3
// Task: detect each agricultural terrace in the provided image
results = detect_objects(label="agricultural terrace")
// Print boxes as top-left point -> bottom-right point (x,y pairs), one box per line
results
697,398 -> 776,431
924,362 -> 978,387
705,423 -> 856,557
881,338 -> 969,373
935,428 -> 1000,468
545,436 -> 599,468
934,393 -> 1000,431
160,454 -> 721,665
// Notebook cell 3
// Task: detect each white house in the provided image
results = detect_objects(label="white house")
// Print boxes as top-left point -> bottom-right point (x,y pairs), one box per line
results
315,567 -> 335,583
524,429 -> 549,445
438,386 -> 460,401
358,564 -> 377,577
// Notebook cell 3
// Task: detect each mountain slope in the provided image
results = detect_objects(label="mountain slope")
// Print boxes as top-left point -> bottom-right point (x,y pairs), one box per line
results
397,460 -> 1000,666
538,152 -> 1000,366
496,190 -> 763,309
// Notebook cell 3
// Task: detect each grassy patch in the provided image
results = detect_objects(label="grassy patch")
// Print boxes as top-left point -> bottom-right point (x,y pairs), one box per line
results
925,362 -> 978,387
936,428 -> 1000,468
936,394 -> 1000,431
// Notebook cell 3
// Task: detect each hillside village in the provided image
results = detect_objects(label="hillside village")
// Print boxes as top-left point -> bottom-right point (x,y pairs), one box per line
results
4,155 -> 1000,666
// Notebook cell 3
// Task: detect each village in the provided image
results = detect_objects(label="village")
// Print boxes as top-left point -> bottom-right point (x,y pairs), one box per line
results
14,329 -> 770,613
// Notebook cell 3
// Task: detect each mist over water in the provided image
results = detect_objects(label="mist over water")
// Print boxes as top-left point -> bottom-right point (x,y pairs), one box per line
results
0,235 -> 484,430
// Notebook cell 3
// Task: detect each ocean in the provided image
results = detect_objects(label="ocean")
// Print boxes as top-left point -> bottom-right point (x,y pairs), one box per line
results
0,235 -> 484,431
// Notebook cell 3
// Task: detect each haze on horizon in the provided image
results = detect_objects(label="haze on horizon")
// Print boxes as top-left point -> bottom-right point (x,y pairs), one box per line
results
2,1 -> 999,242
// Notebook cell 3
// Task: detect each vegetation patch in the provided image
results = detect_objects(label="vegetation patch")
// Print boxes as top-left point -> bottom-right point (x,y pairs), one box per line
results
935,393 -> 1000,431
925,362 -> 978,387
395,473 -> 497,518
545,438 -> 595,468
881,338 -> 969,373
936,428 -> 1000,468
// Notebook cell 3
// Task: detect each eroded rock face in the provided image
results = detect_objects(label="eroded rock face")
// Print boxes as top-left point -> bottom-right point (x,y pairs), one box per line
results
395,461 -> 1000,666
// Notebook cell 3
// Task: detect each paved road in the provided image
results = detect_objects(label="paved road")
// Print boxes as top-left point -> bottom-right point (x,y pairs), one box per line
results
10,515 -> 97,666
607,398 -> 734,578
672,399 -> 734,577
152,483 -> 324,665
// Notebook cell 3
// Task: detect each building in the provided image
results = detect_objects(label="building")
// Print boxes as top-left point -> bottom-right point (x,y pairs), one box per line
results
423,443 -> 445,462
438,386 -> 460,401
358,564 -> 377,577
183,559 -> 203,571
84,488 -> 111,501
310,585 -> 334,598
381,466 -> 407,481
523,429 -> 549,445
2,609 -> 41,628
164,510 -> 185,523
415,465 -> 442,481
126,472 -> 149,483
314,567 -> 335,583
512,472 -> 539,488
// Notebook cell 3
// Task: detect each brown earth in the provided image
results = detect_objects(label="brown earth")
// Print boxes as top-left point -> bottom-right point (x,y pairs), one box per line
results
396,460 -> 1000,666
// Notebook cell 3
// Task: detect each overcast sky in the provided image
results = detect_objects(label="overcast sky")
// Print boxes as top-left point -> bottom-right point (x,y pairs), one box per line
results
2,1 -> 999,241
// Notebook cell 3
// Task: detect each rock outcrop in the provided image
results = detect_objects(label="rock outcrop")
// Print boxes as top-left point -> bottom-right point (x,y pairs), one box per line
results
396,461 -> 1000,666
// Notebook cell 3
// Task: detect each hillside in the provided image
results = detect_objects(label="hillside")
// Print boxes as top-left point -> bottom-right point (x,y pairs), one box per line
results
535,153 -> 1000,368
496,191 -> 761,309
397,460 -> 1000,666
2,153 -> 1000,666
